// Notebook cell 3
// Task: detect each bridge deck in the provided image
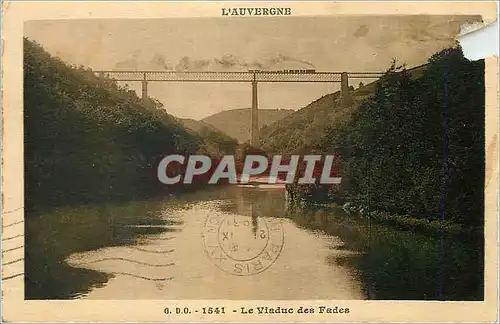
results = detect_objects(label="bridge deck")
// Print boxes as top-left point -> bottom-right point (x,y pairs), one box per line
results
95,71 -> 384,82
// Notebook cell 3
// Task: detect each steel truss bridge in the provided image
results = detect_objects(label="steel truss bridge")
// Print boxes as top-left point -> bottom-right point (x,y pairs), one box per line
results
95,70 -> 385,146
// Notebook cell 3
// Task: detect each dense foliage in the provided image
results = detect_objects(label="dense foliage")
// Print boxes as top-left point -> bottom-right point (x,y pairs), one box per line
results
260,83 -> 378,154
24,38 -> 236,210
297,47 -> 485,227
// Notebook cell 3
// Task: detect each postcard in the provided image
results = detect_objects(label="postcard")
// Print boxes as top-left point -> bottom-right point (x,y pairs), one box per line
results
1,1 -> 498,322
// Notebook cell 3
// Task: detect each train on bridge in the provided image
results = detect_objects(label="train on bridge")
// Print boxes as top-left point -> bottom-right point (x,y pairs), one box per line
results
248,69 -> 316,74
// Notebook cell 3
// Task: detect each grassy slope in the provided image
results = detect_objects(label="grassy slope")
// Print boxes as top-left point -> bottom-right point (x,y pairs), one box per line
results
177,117 -> 238,156
202,108 -> 294,143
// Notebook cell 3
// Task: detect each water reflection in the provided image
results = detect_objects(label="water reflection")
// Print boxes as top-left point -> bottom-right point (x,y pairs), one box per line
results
286,205 -> 484,301
25,185 -> 483,300
25,199 -> 174,299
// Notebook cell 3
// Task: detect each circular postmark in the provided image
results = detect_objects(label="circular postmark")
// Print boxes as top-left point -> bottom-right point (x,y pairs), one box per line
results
202,212 -> 284,276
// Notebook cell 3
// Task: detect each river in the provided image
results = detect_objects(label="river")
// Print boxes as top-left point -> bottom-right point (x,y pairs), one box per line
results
25,184 -> 483,300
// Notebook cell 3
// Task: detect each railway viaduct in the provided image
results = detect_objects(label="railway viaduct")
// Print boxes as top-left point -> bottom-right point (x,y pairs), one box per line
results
96,70 -> 384,147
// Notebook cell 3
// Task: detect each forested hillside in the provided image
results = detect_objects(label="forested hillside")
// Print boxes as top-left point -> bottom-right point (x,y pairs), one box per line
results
260,82 -> 378,153
260,66 -> 426,154
177,118 -> 238,155
24,38 -> 236,210
288,47 -> 484,228
202,108 -> 293,143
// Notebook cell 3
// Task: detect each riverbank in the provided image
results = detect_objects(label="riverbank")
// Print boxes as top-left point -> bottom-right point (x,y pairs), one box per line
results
289,200 -> 482,238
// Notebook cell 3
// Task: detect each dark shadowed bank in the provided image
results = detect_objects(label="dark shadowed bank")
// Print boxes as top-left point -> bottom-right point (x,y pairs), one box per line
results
24,38 -> 238,211
23,38 -> 238,298
284,47 -> 484,235
282,48 -> 484,300
284,204 -> 483,300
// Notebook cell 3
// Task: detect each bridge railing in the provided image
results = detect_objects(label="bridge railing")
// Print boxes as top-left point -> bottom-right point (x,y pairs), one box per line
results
95,71 -> 384,83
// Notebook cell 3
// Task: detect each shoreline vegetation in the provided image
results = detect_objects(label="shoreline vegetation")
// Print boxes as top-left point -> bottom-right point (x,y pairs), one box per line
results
288,199 -> 481,237
282,47 -> 484,237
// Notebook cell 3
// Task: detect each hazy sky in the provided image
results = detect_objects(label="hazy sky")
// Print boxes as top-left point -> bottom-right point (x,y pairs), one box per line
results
25,16 -> 480,120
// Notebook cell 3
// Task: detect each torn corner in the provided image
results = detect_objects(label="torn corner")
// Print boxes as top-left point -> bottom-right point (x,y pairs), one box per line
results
458,20 -> 499,61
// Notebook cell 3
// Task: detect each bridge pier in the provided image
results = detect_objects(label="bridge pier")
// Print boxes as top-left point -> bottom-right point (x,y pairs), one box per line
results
141,80 -> 148,101
251,80 -> 259,147
340,72 -> 353,108
141,72 -> 149,101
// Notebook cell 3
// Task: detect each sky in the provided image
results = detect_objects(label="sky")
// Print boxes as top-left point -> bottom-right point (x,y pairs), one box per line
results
24,15 -> 480,120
